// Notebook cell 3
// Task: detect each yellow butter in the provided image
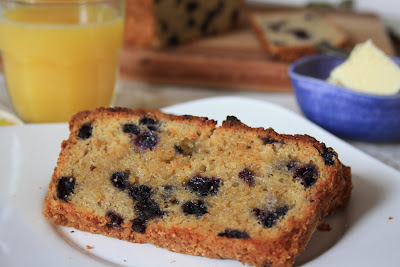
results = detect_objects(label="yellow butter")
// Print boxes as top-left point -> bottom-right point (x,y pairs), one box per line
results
328,40 -> 400,95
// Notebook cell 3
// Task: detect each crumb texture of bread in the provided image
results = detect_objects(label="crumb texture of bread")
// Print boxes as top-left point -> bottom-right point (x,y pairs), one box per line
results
43,107 -> 352,267
248,11 -> 348,62
124,0 -> 243,47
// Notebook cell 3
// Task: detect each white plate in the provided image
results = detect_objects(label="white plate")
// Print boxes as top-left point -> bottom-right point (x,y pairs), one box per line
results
1,96 -> 399,267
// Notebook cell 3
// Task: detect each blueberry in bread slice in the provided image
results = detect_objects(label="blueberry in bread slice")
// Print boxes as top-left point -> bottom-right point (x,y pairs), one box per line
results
248,11 -> 348,62
43,108 -> 352,267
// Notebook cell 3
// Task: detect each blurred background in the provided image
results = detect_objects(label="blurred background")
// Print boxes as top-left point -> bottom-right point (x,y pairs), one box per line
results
256,0 -> 400,35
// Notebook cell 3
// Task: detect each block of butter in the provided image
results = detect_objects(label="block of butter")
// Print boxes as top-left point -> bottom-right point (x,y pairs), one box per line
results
328,40 -> 400,95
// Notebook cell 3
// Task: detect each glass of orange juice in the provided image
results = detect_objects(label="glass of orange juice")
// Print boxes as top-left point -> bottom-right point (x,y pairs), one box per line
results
0,0 -> 124,123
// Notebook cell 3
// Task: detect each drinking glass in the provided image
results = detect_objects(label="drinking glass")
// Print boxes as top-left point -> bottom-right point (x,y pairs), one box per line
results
0,0 -> 125,123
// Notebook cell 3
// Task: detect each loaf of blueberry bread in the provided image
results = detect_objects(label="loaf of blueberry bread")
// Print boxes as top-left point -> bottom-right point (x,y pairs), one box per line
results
124,0 -> 243,47
43,107 -> 352,267
248,11 -> 348,62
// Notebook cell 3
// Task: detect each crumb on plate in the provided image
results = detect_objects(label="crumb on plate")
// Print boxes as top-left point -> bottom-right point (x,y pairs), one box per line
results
317,223 -> 332,231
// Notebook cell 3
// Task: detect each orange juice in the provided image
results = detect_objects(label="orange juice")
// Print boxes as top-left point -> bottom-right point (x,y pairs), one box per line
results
0,2 -> 124,122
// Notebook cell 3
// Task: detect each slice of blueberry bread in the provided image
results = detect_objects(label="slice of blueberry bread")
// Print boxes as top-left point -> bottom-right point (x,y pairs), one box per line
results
248,11 -> 348,62
125,0 -> 243,47
43,108 -> 352,267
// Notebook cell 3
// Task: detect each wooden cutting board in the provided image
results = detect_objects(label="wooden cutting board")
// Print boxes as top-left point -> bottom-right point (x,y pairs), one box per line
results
120,3 -> 395,93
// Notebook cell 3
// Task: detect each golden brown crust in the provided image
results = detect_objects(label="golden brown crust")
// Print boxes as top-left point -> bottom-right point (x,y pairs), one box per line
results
43,201 -> 310,266
69,107 -> 216,135
43,107 -> 352,267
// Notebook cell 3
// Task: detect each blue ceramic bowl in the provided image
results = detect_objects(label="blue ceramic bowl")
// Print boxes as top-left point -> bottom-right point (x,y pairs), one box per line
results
288,54 -> 400,142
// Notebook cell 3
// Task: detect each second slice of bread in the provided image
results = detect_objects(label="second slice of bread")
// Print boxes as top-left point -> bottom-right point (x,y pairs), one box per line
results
249,11 -> 348,62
